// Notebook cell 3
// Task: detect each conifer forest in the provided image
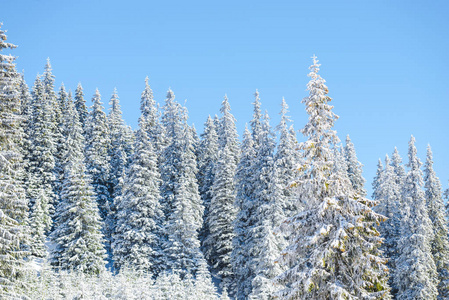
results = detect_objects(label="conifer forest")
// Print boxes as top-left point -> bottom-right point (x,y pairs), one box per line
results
1,21 -> 449,300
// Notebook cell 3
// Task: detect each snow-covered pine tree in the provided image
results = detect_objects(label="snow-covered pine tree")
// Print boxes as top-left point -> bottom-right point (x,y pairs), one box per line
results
18,74 -> 31,116
107,89 -> 134,264
232,125 -> 256,299
0,24 -> 30,298
394,136 -> 438,299
372,158 -> 383,201
247,112 -> 286,299
74,83 -> 88,131
218,95 -> 239,164
276,56 -> 390,299
194,259 -> 218,299
84,89 -> 111,261
204,143 -> 237,289
275,98 -> 300,217
108,88 -> 129,196
42,59 -> 65,217
51,97 -> 106,274
344,135 -> 367,196
231,92 -> 267,299
140,77 -> 165,159
391,147 -> 406,187
250,90 -> 262,149
112,114 -> 164,275
160,89 -> 205,276
58,83 -> 68,114
197,116 -> 219,254
25,75 -> 56,233
373,155 -> 401,295
424,145 -> 449,298
53,83 -> 69,210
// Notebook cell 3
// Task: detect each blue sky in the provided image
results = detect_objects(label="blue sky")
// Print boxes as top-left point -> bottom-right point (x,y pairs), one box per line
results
3,0 -> 449,196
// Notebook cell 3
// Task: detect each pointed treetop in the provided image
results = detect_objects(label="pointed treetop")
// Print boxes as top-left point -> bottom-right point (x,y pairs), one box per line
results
426,144 -> 433,162
45,57 -> 51,70
311,54 -> 320,72
277,97 -> 292,132
407,135 -> 421,170
220,94 -> 231,114
109,88 -> 120,112
166,88 -> 175,101
94,88 -> 101,98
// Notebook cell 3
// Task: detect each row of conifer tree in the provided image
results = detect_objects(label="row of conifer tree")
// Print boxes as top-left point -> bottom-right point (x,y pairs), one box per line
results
1,24 -> 448,300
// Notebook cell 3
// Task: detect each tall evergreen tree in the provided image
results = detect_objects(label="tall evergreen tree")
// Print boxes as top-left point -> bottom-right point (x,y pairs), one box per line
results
250,90 -> 262,149
276,56 -> 390,299
197,116 -> 219,254
248,112 -> 285,299
26,75 -> 56,233
18,74 -> 31,116
108,88 -> 134,201
84,89 -> 111,261
112,115 -> 164,275
42,59 -> 64,213
160,89 -> 205,276
372,158 -> 383,201
85,89 -> 111,222
344,135 -> 367,196
51,97 -> 106,274
232,125 -> 256,299
391,147 -> 406,187
0,24 -> 30,298
204,143 -> 237,289
424,145 -> 449,298
275,98 -> 300,217
374,155 -> 401,295
140,77 -> 165,159
394,136 -> 438,299
74,83 -> 88,131
218,95 -> 239,164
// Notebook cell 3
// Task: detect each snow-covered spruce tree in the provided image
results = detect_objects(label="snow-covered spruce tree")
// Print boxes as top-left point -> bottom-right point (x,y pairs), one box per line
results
112,115 -> 164,275
53,83 -> 70,209
276,56 -> 390,299
42,59 -> 64,213
19,74 -> 31,116
108,88 -> 128,196
74,83 -> 89,131
58,83 -> 68,114
373,155 -> 401,294
344,135 -> 367,197
218,95 -> 239,164
424,145 -> 449,298
394,136 -> 438,299
140,77 -> 166,160
197,116 -> 219,253
231,92 -> 267,299
194,259 -> 219,299
275,98 -> 300,217
247,112 -> 286,299
232,125 -> 256,299
51,98 -> 106,274
25,75 -> 56,234
0,24 -> 30,298
84,89 -> 111,262
372,159 -> 383,201
160,89 -> 205,276
204,143 -> 237,289
391,147 -> 406,187
250,90 -> 262,149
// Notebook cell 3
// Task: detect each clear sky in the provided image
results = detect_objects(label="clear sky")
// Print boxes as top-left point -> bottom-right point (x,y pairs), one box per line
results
3,0 -> 449,196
